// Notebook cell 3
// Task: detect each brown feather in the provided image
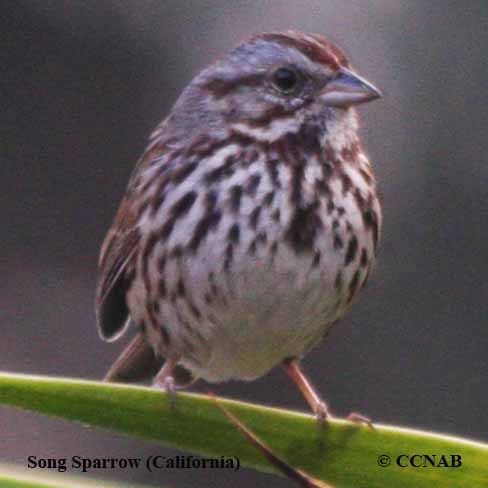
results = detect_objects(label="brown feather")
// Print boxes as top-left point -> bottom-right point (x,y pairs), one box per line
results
95,138 -> 171,341
96,196 -> 140,341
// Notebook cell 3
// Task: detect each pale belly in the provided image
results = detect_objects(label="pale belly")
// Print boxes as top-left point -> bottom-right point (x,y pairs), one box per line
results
128,211 -> 372,383
179,252 -> 345,382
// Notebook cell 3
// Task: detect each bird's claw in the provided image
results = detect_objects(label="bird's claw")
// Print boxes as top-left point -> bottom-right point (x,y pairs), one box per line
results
314,400 -> 330,424
153,375 -> 177,409
346,411 -> 374,429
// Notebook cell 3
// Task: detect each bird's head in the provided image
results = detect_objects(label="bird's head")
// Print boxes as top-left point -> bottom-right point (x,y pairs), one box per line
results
168,31 -> 381,143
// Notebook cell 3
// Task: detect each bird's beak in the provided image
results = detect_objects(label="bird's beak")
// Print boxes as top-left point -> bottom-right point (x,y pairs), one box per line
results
320,68 -> 382,108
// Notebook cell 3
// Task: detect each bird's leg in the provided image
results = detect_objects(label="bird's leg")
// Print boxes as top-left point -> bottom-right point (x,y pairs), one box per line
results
153,356 -> 180,408
282,359 -> 329,422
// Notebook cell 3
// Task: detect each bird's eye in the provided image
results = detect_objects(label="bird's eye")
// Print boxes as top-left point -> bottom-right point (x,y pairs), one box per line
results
271,67 -> 299,93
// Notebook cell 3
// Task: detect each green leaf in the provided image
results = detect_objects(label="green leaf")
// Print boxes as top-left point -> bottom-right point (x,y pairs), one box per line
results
0,372 -> 486,487
0,463 -> 152,488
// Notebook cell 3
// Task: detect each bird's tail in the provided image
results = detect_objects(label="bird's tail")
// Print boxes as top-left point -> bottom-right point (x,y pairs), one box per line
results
104,332 -> 194,387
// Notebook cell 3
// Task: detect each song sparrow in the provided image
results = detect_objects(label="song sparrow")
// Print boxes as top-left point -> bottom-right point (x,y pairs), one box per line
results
96,31 -> 382,420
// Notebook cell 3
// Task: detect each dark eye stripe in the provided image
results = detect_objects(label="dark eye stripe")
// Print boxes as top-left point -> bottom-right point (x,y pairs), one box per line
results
201,73 -> 263,99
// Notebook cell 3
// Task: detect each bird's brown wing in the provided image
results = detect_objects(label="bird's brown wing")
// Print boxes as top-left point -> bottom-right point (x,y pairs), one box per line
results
95,131 -> 167,341
96,194 -> 140,342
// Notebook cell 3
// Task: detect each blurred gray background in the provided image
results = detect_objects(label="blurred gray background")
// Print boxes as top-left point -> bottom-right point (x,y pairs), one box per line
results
2,1 -> 487,486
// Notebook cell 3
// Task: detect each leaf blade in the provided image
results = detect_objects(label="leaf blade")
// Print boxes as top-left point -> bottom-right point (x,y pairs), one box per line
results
0,372 -> 486,487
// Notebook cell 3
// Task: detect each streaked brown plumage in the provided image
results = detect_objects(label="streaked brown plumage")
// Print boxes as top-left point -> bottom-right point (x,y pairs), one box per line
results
96,31 -> 382,419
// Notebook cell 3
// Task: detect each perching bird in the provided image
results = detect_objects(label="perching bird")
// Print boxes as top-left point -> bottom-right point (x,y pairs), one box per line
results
96,31 -> 382,419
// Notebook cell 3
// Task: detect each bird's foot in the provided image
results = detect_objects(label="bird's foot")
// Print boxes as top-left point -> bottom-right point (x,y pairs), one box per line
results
314,400 -> 330,424
153,374 -> 177,409
152,357 -> 180,409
